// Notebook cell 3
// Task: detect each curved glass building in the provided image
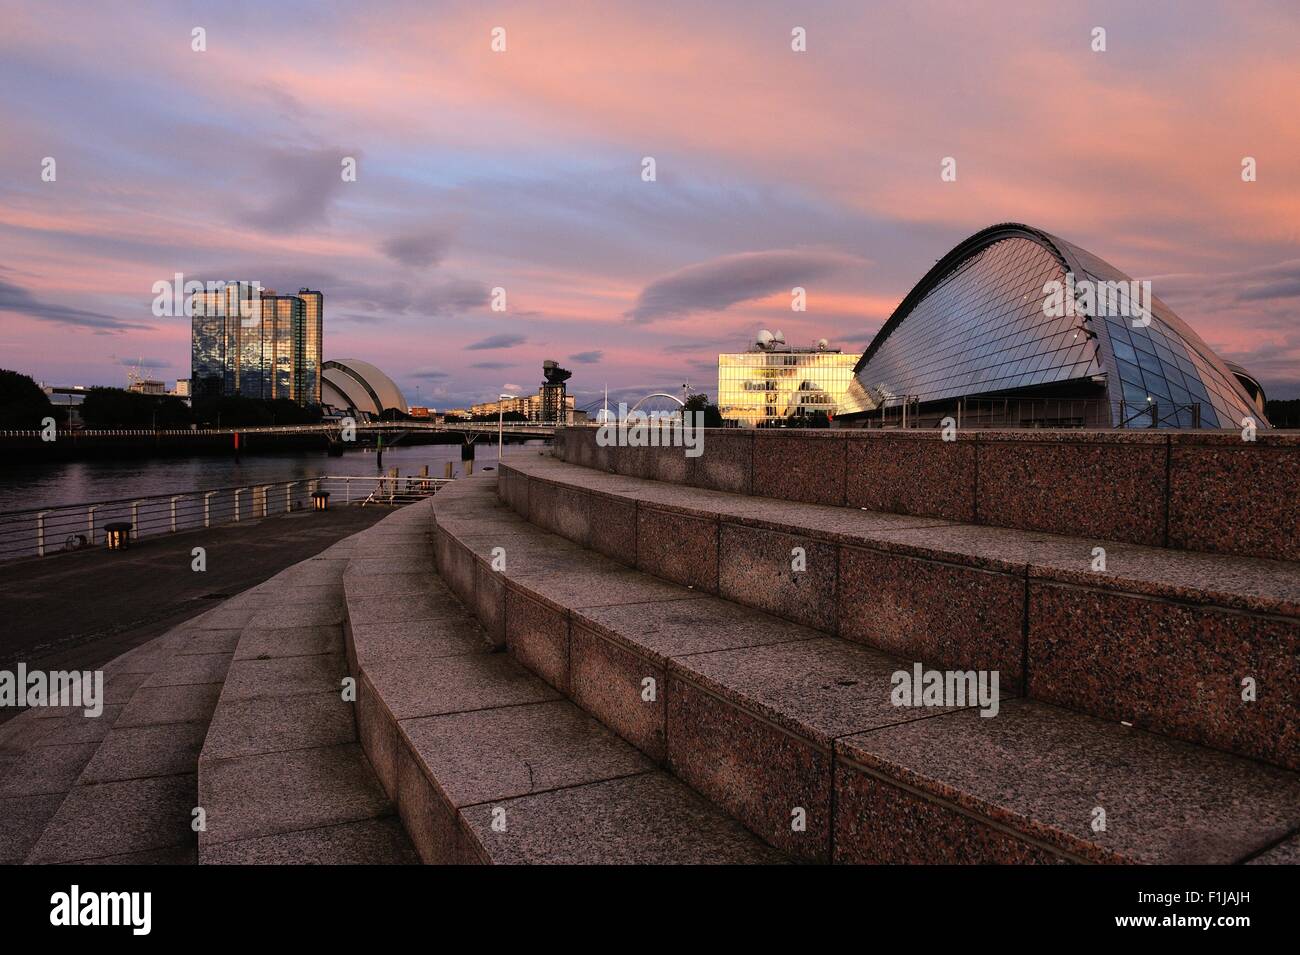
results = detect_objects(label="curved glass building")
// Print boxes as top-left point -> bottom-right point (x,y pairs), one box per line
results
321,359 -> 408,419
847,224 -> 1267,429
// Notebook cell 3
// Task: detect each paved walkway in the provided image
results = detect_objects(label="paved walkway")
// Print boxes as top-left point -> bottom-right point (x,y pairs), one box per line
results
0,506 -> 388,724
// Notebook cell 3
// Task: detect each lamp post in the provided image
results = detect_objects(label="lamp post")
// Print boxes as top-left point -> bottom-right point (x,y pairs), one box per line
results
498,393 -> 518,461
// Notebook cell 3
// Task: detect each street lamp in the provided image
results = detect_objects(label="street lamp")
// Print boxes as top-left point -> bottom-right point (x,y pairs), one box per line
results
498,393 -> 518,461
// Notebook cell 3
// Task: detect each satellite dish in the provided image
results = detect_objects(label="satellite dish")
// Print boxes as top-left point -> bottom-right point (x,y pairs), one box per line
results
817,338 -> 829,350
756,329 -> 775,348
773,329 -> 786,343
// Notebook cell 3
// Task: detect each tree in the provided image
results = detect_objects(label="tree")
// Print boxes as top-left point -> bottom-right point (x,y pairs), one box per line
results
1265,398 -> 1299,429
80,387 -> 191,429
191,395 -> 321,427
0,369 -> 55,429
684,393 -> 724,428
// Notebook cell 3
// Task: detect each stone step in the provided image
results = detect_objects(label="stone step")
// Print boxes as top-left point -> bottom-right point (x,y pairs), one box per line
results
196,548 -> 417,864
342,501 -> 784,864
553,427 -> 1300,563
5,600 -> 248,864
497,454 -> 1300,772
433,472 -> 1300,863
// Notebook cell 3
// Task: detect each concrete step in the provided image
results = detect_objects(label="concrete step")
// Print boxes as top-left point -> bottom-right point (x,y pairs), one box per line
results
196,550 -> 417,864
553,427 -> 1300,563
433,472 -> 1300,863
341,501 -> 784,864
498,454 -> 1300,773
5,601 -> 248,864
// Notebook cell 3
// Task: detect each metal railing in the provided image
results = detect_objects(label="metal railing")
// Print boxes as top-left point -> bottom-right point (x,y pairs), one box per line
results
0,473 -> 451,562
0,420 -> 562,438
862,396 -> 1203,430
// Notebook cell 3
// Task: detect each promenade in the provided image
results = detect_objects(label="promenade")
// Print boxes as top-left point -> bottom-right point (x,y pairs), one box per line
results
0,505 -> 386,720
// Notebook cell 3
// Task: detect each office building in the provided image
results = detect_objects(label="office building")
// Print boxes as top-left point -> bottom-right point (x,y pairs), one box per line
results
189,283 -> 324,406
718,331 -> 857,427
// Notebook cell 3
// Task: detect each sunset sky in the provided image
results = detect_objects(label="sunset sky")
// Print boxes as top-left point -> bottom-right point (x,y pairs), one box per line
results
2,0 -> 1298,409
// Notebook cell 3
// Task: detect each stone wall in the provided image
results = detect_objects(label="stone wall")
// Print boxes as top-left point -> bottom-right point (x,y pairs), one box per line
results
553,427 -> 1300,562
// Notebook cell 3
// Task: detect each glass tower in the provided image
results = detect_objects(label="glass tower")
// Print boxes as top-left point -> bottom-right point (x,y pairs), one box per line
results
297,289 -> 324,406
189,284 -> 323,406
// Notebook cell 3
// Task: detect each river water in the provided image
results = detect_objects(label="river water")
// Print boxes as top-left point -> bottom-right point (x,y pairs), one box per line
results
0,441 -> 545,514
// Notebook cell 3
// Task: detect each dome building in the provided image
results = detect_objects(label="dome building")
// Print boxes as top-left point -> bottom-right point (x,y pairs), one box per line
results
321,359 -> 408,419
843,223 -> 1268,429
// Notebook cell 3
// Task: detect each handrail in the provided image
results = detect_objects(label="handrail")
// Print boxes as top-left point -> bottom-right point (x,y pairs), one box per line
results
0,476 -> 446,519
0,421 -> 566,438
0,475 -> 453,561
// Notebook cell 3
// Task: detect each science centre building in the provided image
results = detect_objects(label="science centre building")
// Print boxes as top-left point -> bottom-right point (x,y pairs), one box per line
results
840,223 -> 1268,429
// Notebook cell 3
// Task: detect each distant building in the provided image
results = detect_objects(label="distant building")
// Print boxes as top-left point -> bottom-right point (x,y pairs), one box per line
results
296,289 -> 324,406
408,406 -> 432,419
320,358 -> 407,420
718,331 -> 857,427
470,391 -> 576,423
127,379 -> 166,395
172,379 -> 191,397
43,385 -> 87,429
467,361 -> 577,423
189,283 -> 324,406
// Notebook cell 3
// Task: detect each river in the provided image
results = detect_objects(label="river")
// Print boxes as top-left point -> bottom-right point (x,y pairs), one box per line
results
0,441 -> 545,514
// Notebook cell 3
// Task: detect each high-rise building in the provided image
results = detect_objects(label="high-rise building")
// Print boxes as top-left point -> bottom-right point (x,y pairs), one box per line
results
297,288 -> 323,406
189,283 -> 323,406
718,331 -> 857,427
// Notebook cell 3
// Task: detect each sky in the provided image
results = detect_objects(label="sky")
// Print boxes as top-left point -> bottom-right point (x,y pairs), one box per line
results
1,0 -> 1298,411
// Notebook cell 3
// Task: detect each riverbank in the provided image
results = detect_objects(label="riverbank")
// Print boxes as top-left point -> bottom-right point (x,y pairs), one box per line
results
0,429 -> 535,462
0,504 -> 389,719
0,441 -> 536,512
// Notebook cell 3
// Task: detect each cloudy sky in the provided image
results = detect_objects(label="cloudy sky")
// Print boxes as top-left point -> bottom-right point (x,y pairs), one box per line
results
2,0 -> 1298,409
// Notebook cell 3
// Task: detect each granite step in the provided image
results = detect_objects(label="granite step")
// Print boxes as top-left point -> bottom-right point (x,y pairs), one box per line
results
552,427 -> 1300,563
5,600 -> 252,865
342,501 -> 784,864
196,548 -> 418,864
497,454 -> 1300,773
433,472 -> 1300,863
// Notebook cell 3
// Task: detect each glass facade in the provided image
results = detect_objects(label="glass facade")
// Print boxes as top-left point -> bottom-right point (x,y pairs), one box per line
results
1058,240 -> 1254,429
189,284 -> 323,406
852,225 -> 1265,429
718,347 -> 857,427
297,289 -> 324,406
